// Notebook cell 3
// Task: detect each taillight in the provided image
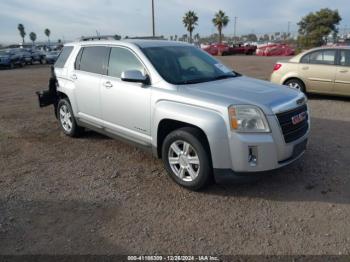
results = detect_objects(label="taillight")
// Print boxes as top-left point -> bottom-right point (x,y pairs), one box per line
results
273,63 -> 282,71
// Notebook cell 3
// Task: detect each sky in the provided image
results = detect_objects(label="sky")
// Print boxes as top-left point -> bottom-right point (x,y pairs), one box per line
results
0,0 -> 349,44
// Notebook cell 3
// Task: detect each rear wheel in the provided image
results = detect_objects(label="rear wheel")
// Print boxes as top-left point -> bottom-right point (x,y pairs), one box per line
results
57,99 -> 84,137
284,79 -> 306,93
162,127 -> 212,190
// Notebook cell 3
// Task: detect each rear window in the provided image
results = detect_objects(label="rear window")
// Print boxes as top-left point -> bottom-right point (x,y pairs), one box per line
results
55,46 -> 74,68
78,46 -> 110,75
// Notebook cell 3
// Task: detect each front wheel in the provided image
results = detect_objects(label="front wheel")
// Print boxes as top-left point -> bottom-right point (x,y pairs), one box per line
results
162,127 -> 213,190
57,99 -> 84,137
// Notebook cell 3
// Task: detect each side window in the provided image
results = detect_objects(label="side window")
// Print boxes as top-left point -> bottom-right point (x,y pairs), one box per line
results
79,46 -> 110,75
300,54 -> 310,64
308,50 -> 336,65
75,48 -> 84,70
322,50 -> 336,65
340,50 -> 350,66
108,47 -> 144,78
55,46 -> 73,68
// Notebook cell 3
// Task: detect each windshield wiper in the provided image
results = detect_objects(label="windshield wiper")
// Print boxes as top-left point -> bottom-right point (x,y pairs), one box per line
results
179,78 -> 213,85
179,74 -> 239,85
213,74 -> 238,80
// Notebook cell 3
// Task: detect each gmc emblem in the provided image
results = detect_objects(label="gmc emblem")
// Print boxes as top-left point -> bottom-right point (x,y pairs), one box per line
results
292,112 -> 307,125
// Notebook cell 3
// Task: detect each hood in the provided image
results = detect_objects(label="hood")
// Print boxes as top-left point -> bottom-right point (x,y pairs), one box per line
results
180,76 -> 304,115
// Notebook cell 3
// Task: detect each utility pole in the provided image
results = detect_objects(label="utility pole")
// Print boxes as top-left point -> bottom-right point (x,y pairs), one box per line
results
233,16 -> 238,43
152,0 -> 155,37
287,21 -> 291,38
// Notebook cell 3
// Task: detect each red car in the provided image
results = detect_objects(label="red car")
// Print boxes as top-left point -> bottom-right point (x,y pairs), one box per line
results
230,44 -> 257,55
256,44 -> 295,56
202,43 -> 257,56
202,43 -> 230,56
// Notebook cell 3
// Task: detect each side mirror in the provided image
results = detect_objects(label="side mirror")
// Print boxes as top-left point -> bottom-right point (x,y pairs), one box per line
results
121,70 -> 150,85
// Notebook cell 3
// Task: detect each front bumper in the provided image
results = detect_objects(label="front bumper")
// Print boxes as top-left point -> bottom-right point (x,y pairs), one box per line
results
214,111 -> 310,183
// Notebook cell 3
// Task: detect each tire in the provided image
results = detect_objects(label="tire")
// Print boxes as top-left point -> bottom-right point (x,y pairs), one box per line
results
284,79 -> 306,93
57,99 -> 84,137
40,58 -> 46,64
9,62 -> 15,69
162,127 -> 213,190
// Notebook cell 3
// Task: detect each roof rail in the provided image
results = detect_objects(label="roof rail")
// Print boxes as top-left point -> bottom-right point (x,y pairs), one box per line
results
128,36 -> 166,40
79,35 -> 167,42
79,35 -> 118,41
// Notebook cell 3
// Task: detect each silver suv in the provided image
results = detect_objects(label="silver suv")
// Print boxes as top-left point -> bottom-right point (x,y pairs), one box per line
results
37,39 -> 310,190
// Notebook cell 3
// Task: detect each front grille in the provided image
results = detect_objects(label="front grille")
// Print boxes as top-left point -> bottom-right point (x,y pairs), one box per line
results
276,104 -> 309,143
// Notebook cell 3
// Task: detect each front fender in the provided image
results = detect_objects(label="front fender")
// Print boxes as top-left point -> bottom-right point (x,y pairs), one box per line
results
153,101 -> 232,169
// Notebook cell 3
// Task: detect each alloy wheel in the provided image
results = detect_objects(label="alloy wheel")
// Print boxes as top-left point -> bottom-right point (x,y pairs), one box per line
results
168,140 -> 200,182
59,105 -> 73,133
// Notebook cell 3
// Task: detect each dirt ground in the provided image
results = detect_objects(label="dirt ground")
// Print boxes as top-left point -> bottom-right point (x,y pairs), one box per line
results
0,55 -> 350,256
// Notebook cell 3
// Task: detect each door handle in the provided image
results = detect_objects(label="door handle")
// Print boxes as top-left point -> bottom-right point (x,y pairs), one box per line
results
104,81 -> 113,88
71,74 -> 77,80
302,66 -> 309,70
339,69 -> 348,73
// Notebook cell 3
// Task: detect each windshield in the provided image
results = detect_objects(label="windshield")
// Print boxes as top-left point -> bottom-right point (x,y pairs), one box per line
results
142,46 -> 238,85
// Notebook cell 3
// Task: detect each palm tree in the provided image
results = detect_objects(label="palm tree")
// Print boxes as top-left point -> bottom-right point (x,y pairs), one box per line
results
212,10 -> 229,43
17,24 -> 26,44
29,32 -> 37,46
183,10 -> 198,43
44,28 -> 51,45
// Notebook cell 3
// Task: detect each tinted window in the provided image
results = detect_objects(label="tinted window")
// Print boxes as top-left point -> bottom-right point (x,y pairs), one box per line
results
55,46 -> 73,68
302,50 -> 336,65
79,46 -> 110,75
339,50 -> 350,66
108,47 -> 144,78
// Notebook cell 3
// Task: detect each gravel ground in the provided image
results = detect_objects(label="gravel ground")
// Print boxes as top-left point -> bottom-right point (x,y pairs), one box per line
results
0,56 -> 350,256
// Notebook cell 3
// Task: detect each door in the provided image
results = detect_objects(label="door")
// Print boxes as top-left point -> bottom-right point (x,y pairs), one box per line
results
299,49 -> 337,93
73,46 -> 110,123
100,46 -> 151,145
335,49 -> 350,95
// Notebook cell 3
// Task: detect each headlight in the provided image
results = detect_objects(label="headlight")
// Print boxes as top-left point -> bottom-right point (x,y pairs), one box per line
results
228,105 -> 270,133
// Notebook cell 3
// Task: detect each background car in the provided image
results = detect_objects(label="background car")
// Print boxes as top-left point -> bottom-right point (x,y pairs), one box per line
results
0,49 -> 25,68
203,43 -> 257,56
12,48 -> 32,64
45,50 -> 60,64
202,43 -> 230,56
270,47 -> 350,97
27,48 -> 47,64
256,44 -> 295,56
230,44 -> 257,55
